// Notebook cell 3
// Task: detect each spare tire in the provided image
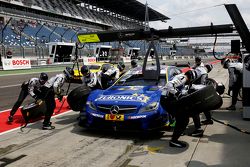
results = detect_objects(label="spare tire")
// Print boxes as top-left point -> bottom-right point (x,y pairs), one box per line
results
21,101 -> 46,123
67,86 -> 91,111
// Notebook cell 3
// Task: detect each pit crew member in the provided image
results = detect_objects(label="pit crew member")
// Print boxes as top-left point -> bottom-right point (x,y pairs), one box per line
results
8,73 -> 48,123
42,67 -> 74,130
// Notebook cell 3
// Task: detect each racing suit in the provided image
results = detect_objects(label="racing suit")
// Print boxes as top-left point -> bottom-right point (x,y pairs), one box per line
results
192,63 -> 211,130
82,72 -> 101,90
10,78 -> 43,117
228,62 -> 243,107
162,68 -> 206,142
43,74 -> 65,126
97,67 -> 120,89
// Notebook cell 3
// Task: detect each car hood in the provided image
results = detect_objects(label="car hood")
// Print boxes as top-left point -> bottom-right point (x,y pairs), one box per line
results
89,86 -> 161,107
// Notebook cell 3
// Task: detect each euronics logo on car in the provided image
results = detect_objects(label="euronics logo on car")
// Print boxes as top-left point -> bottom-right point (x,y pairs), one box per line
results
96,95 -> 150,102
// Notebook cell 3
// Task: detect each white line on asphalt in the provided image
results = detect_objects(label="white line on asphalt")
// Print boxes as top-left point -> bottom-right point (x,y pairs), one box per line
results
0,84 -> 21,89
0,69 -> 63,77
0,110 -> 73,136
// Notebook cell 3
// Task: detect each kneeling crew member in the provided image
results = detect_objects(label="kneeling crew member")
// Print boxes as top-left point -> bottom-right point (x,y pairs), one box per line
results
81,65 -> 100,90
8,73 -> 48,123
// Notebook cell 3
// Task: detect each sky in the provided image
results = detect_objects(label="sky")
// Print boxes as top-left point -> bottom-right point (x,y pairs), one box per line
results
137,0 -> 250,29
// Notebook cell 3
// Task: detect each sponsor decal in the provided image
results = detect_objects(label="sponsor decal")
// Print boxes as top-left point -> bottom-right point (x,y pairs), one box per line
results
105,114 -> 124,121
117,86 -> 142,91
2,58 -> 31,70
128,115 -> 147,119
91,113 -> 104,118
83,57 -> 96,65
78,34 -> 100,43
96,94 -> 150,103
12,59 -> 30,66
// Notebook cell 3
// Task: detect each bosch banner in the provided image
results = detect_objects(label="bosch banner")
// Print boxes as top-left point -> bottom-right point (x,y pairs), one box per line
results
2,58 -> 31,70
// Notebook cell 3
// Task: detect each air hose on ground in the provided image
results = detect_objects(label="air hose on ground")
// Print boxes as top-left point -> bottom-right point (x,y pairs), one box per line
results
211,117 -> 250,135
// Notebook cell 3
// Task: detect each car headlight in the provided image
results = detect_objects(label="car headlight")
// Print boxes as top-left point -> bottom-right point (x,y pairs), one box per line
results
86,101 -> 97,111
139,102 -> 159,113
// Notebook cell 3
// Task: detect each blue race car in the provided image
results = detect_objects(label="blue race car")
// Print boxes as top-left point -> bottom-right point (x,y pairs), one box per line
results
78,66 -> 182,131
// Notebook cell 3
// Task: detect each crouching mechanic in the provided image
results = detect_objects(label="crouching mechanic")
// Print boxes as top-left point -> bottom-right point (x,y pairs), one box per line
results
162,67 -> 207,148
42,67 -> 74,130
81,65 -> 100,90
8,73 -> 48,123
98,62 -> 126,89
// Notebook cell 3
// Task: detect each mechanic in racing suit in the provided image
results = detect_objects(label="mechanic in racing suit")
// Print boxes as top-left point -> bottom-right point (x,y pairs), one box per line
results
97,62 -> 126,89
8,73 -> 48,123
221,58 -> 243,110
191,61 -> 214,137
162,66 -> 211,148
42,67 -> 74,130
81,65 -> 101,90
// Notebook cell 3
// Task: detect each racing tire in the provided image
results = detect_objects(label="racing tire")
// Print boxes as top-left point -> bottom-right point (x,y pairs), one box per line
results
163,85 -> 223,116
21,101 -> 46,123
67,86 -> 91,111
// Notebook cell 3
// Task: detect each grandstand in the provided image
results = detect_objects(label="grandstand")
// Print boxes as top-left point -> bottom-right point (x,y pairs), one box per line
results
0,0 -> 170,63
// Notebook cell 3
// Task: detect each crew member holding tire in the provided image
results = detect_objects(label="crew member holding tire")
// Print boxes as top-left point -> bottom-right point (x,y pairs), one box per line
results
162,67 -> 209,148
8,73 -> 48,123
42,67 -> 74,130
221,58 -> 243,110
191,59 -> 214,137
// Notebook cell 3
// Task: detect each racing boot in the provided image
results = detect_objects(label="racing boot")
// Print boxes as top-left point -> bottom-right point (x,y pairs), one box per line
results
42,122 -> 55,130
191,128 -> 204,137
201,119 -> 213,125
169,140 -> 186,148
226,105 -> 236,110
8,115 -> 13,123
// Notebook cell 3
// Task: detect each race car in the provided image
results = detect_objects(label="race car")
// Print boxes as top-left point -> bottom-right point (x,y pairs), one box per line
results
71,62 -> 118,83
78,65 -> 183,131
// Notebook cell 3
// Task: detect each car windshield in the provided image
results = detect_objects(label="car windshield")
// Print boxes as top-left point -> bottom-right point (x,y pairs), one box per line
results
89,65 -> 100,70
115,73 -> 166,87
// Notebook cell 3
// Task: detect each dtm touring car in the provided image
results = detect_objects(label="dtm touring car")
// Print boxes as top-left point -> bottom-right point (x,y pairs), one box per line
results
77,66 -> 183,131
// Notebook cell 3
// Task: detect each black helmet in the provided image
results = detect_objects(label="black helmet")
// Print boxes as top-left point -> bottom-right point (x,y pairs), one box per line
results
102,65 -> 109,73
195,56 -> 201,62
221,58 -> 230,69
39,72 -> 48,84
81,65 -> 89,76
117,61 -> 125,71
205,64 -> 213,73
131,59 -> 137,68
185,69 -> 197,82
195,56 -> 202,66
216,83 -> 225,95
64,67 -> 74,80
